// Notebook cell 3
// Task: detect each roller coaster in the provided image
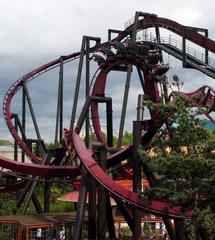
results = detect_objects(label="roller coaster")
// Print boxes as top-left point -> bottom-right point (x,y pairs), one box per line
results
0,12 -> 215,239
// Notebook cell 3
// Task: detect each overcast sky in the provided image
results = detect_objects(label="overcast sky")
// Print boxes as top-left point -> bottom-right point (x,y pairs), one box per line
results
0,0 -> 215,142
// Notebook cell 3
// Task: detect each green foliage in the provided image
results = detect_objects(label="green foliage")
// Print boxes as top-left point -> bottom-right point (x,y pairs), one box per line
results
0,183 -> 74,216
156,74 -> 168,84
87,131 -> 133,146
145,95 -> 211,155
0,193 -> 17,215
50,184 -> 74,213
0,139 -> 12,146
46,142 -> 59,150
140,91 -> 215,237
121,225 -> 132,237
145,80 -> 214,236
121,131 -> 133,146
171,74 -> 184,91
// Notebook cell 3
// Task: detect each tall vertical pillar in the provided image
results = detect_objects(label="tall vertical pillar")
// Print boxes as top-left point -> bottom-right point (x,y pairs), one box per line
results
132,94 -> 144,239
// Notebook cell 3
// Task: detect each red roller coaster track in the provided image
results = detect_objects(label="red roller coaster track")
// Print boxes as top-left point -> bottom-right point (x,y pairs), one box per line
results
0,12 -> 215,239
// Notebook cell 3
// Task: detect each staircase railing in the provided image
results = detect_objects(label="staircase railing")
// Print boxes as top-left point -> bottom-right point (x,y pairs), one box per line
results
136,33 -> 215,69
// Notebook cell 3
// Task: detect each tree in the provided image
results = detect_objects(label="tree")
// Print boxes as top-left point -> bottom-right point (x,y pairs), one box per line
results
0,139 -> 12,146
141,93 -> 215,239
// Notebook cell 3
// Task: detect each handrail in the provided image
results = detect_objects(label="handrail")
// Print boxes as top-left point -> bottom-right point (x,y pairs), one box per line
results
137,33 -> 215,69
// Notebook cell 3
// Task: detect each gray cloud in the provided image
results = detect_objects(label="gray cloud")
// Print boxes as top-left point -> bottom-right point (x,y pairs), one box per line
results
1,0 -> 215,142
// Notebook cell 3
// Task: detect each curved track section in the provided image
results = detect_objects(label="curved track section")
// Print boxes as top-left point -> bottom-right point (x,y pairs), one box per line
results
3,13 -> 215,165
1,13 -> 215,227
114,14 -> 215,54
91,47 -> 163,143
0,155 -> 80,178
72,130 -> 191,219
177,86 -> 215,124
3,52 -> 80,163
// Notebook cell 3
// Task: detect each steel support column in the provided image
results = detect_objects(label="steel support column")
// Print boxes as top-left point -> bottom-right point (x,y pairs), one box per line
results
136,95 -> 144,121
55,56 -> 64,144
117,11 -> 139,148
95,144 -> 107,239
70,36 -> 100,132
106,99 -> 113,147
31,193 -> 43,213
155,26 -> 163,63
205,29 -> 209,65
20,154 -> 48,214
132,121 -> 142,240
117,64 -> 132,148
22,83 -> 45,156
132,95 -> 145,239
182,36 -> 186,67
90,142 -> 116,239
16,181 -> 32,210
70,36 -> 86,130
106,191 -> 116,239
44,180 -> 51,213
76,96 -> 113,138
73,167 -> 88,240
85,39 -> 90,147
22,87 -> 26,162
16,116 -> 28,143
59,57 -> 64,142
14,114 -> 18,161
136,67 -> 145,91
88,175 -> 97,239
114,197 -> 133,232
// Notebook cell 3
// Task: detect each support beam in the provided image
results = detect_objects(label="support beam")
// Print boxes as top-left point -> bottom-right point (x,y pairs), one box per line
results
22,83 -> 45,156
106,99 -> 113,147
14,114 -> 18,161
70,36 -> 101,131
76,96 -> 113,136
88,176 -> 97,239
21,179 -> 40,214
22,87 -> 26,162
95,144 -> 107,239
106,191 -> 116,240
136,94 -> 144,121
20,155 -> 49,214
132,94 -> 145,239
73,168 -> 88,240
108,29 -> 122,41
117,11 -> 139,148
114,197 -> 133,232
32,193 -> 43,213
136,67 -> 145,91
55,56 -> 64,144
85,39 -> 90,148
70,37 -> 86,130
16,116 -> 28,143
155,26 -> 163,63
117,64 -> 132,148
182,36 -> 186,67
59,57 -> 64,142
205,29 -> 209,65
16,181 -> 32,210
132,121 -> 142,240
97,184 -> 107,239
44,180 -> 51,213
